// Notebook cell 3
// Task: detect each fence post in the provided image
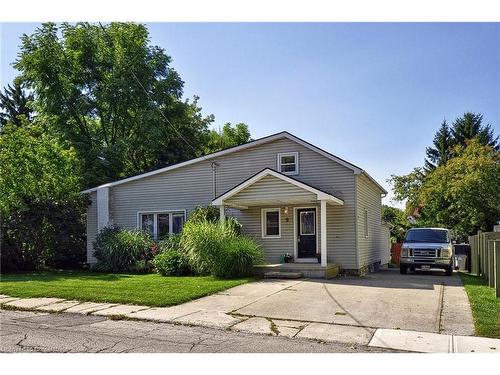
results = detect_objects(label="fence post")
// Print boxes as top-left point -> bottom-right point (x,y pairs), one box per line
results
488,240 -> 495,288
495,241 -> 500,298
478,234 -> 482,277
481,234 -> 487,279
470,235 -> 478,275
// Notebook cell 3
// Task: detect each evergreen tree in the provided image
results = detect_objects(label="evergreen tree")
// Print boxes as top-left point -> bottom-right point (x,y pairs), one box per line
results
450,112 -> 499,150
424,120 -> 453,171
0,81 -> 34,129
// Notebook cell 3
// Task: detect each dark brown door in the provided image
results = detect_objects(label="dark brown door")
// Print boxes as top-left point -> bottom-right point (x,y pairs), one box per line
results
297,208 -> 317,258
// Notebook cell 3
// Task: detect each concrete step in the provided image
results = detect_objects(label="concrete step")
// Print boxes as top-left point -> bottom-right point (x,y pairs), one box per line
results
264,271 -> 303,279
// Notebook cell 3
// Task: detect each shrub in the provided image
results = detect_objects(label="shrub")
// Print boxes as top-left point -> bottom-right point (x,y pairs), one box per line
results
187,206 -> 242,234
0,198 -> 87,272
158,234 -> 182,252
225,217 -> 242,235
211,236 -> 263,278
92,226 -> 155,272
188,206 -> 220,223
180,219 -> 262,278
153,250 -> 191,276
181,219 -> 234,275
130,259 -> 154,274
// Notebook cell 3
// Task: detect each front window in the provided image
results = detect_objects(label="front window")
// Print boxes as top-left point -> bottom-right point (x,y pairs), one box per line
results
172,213 -> 185,234
404,229 -> 449,243
277,152 -> 299,175
157,214 -> 170,238
141,214 -> 154,235
262,208 -> 281,238
139,211 -> 185,239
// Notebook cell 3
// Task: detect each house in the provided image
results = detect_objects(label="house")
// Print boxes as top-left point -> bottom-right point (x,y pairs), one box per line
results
83,131 -> 390,277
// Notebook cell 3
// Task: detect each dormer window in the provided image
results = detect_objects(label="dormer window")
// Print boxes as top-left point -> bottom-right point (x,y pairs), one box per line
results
277,152 -> 299,175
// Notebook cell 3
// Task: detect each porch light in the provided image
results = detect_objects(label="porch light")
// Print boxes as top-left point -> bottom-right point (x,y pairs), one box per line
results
284,206 -> 289,215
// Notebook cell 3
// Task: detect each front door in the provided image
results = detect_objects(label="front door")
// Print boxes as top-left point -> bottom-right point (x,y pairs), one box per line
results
297,208 -> 317,258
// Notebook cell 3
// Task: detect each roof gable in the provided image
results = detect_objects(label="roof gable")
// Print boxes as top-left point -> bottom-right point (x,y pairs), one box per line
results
212,168 -> 344,207
82,131 -> 386,194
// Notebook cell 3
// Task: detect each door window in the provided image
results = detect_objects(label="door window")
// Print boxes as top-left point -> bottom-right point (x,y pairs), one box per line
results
300,211 -> 315,235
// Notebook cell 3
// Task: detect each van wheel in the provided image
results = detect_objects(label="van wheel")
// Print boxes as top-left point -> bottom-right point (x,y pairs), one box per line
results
400,265 -> 407,275
445,266 -> 452,276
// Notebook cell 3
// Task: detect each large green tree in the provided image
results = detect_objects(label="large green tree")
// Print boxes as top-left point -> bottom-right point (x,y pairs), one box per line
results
418,139 -> 500,237
424,113 -> 498,171
389,167 -> 426,213
15,22 -> 215,188
0,120 -> 86,270
204,123 -> 251,153
0,81 -> 34,129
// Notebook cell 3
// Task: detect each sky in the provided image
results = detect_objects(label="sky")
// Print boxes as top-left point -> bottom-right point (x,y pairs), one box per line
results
1,22 -> 499,207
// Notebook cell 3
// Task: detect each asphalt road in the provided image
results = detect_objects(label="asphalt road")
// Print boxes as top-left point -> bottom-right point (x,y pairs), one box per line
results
0,309 -> 393,353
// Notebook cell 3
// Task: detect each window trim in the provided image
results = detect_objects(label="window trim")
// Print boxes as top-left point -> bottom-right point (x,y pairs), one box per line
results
277,152 -> 299,175
261,208 -> 281,239
136,210 -> 187,239
364,208 -> 369,238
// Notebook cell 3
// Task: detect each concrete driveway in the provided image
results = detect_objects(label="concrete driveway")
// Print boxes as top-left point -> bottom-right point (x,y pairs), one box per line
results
129,268 -> 475,343
233,269 -> 474,335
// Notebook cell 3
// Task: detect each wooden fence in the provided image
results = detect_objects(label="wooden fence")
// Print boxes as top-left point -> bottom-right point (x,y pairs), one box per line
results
468,231 -> 500,297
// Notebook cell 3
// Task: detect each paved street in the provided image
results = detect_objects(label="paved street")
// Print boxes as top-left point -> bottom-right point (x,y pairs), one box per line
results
0,309 -> 393,353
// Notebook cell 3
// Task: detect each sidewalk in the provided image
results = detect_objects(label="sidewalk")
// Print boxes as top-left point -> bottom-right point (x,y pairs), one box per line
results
1,294 -> 497,353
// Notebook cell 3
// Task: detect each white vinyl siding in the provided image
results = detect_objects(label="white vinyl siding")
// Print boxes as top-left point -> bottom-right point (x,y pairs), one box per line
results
226,174 -> 317,207
88,137 -> 359,269
356,173 -> 383,268
364,209 -> 369,238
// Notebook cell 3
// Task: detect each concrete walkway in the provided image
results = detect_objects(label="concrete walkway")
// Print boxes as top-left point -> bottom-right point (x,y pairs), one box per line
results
0,272 -> 497,353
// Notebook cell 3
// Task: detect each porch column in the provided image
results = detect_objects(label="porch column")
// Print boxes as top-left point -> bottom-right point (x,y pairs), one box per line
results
320,199 -> 327,266
219,204 -> 225,222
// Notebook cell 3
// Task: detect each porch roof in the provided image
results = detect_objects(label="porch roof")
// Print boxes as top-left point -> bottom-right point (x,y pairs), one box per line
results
211,168 -> 344,209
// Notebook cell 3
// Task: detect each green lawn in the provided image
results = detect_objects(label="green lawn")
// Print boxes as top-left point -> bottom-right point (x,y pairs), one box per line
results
0,271 -> 252,307
459,272 -> 500,338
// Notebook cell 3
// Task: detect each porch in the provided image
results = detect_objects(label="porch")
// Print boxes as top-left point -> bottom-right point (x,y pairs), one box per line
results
253,262 -> 340,279
211,168 -> 344,271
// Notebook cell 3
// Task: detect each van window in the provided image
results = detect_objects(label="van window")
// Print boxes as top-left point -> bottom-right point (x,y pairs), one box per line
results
405,229 -> 448,243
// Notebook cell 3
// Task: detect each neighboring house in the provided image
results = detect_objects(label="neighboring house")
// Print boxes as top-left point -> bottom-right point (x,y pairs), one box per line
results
83,131 -> 388,276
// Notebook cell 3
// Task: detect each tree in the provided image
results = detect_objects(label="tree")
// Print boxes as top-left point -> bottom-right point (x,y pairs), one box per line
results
388,167 -> 426,214
15,22 -> 215,188
0,120 -> 86,271
424,120 -> 453,171
381,205 -> 410,242
450,112 -> 498,150
0,120 -> 81,215
417,139 -> 499,238
0,81 -> 34,129
204,123 -> 251,153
